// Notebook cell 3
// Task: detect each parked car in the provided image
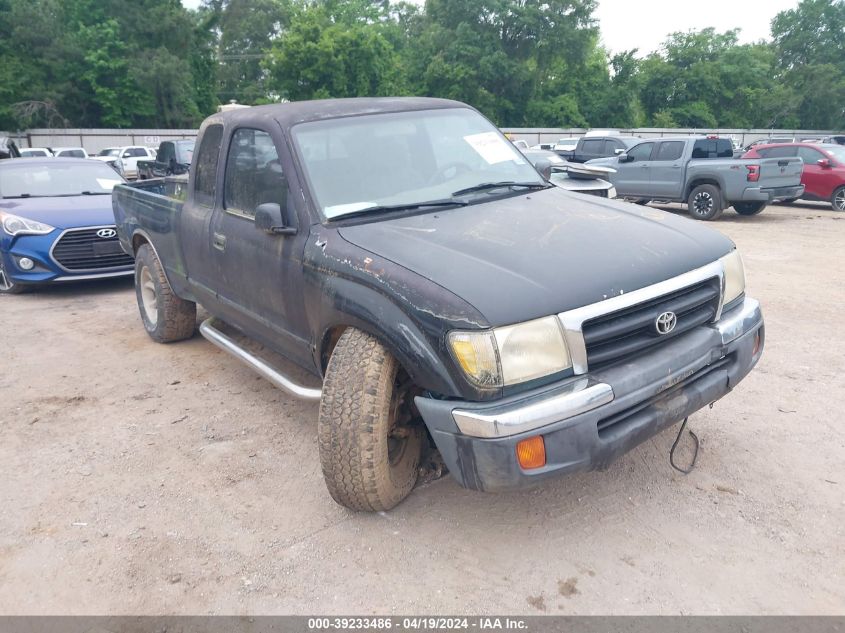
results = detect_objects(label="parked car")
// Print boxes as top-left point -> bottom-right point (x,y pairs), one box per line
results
92,148 -> 126,177
521,149 -> 616,198
563,135 -> 641,163
530,142 -> 555,150
589,136 -> 805,220
511,139 -> 529,151
92,146 -> 155,179
553,137 -> 580,154
742,142 -> 845,211
820,135 -> 845,146
52,147 -> 88,159
113,97 -> 764,511
0,158 -> 132,294
138,140 -> 195,179
0,137 -> 20,160
19,147 -> 53,158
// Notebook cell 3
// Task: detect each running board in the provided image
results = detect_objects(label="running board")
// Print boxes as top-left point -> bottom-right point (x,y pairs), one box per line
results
199,318 -> 322,401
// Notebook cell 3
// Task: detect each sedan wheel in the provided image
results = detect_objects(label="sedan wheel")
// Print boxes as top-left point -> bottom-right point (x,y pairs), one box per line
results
833,187 -> 845,212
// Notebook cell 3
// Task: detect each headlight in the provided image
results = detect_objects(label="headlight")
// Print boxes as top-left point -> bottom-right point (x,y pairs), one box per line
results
0,211 -> 55,236
448,316 -> 572,388
720,249 -> 745,306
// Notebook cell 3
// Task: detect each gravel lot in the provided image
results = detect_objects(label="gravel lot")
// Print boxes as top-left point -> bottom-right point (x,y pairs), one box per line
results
1,202 -> 843,615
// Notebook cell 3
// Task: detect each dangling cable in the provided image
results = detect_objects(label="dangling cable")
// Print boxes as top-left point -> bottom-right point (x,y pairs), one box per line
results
670,417 -> 699,474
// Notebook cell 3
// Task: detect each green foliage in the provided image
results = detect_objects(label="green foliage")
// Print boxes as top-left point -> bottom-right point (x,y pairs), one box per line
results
0,0 -> 843,131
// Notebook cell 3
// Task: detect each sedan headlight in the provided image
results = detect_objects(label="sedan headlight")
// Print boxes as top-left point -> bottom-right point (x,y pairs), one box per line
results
0,211 -> 55,236
720,249 -> 745,306
448,316 -> 572,388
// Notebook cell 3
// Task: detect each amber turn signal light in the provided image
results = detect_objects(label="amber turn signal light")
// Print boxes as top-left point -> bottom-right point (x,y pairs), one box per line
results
516,435 -> 546,470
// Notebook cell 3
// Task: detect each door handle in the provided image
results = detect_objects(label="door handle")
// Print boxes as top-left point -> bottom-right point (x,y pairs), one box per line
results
212,232 -> 226,251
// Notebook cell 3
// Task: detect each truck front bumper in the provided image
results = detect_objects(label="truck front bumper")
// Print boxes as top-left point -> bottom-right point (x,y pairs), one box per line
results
742,184 -> 805,202
415,297 -> 764,492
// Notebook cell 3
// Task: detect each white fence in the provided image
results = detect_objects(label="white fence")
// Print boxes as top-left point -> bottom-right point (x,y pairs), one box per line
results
2,126 -> 840,154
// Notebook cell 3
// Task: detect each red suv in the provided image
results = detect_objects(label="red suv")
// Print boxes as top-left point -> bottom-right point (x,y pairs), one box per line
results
742,143 -> 845,211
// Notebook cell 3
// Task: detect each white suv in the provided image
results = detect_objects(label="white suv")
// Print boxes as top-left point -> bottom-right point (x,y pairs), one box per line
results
92,146 -> 155,179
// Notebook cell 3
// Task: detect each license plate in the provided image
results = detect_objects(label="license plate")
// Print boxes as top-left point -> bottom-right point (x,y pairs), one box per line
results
92,241 -> 122,256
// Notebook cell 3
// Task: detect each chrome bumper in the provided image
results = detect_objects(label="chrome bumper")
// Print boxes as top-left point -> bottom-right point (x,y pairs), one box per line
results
451,296 -> 763,439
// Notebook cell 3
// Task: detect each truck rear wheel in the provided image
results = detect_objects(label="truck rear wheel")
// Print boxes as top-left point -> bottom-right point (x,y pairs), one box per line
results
734,201 -> 767,216
134,243 -> 196,343
687,184 -> 724,221
318,328 -> 422,511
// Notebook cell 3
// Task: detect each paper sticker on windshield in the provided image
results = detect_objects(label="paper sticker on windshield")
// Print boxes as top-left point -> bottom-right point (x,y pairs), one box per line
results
96,179 -> 121,190
463,132 -> 520,165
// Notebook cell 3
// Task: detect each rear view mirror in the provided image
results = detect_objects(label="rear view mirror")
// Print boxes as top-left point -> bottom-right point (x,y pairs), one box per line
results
534,158 -> 553,180
255,202 -> 296,235
817,158 -> 832,169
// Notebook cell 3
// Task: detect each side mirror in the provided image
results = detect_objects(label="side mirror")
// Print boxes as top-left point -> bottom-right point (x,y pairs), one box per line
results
614,148 -> 625,155
255,202 -> 296,235
817,158 -> 832,169
618,153 -> 633,163
534,158 -> 553,180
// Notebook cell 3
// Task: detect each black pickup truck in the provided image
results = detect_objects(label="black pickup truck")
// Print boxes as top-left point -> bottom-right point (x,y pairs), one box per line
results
137,139 -> 195,180
113,98 -> 765,511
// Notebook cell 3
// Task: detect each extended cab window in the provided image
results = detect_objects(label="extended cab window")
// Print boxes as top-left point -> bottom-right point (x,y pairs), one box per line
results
796,146 -> 823,164
224,128 -> 286,219
654,141 -> 684,161
758,146 -> 795,158
194,124 -> 223,207
627,142 -> 654,162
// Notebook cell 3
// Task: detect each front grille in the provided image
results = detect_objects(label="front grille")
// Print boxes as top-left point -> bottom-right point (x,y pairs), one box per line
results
52,227 -> 134,271
582,278 -> 720,370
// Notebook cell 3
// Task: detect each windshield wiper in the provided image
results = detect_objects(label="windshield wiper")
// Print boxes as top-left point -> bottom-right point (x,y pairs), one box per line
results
2,194 -> 32,198
452,181 -> 549,197
81,191 -> 110,195
330,198 -> 468,220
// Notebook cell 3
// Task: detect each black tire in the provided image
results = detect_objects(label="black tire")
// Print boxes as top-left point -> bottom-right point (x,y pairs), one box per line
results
0,258 -> 28,294
318,328 -> 422,512
832,186 -> 845,212
734,201 -> 767,216
780,198 -> 798,205
134,243 -> 196,343
687,184 -> 724,221
634,199 -> 651,205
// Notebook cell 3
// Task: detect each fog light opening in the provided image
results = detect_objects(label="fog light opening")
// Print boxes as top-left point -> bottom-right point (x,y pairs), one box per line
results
516,435 -> 546,470
18,257 -> 34,271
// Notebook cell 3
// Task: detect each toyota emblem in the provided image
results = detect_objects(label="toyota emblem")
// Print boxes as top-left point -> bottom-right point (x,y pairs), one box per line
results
97,228 -> 117,239
655,311 -> 677,335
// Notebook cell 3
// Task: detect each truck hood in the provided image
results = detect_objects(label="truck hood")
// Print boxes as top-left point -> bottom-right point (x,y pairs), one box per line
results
0,194 -> 115,229
337,188 -> 734,326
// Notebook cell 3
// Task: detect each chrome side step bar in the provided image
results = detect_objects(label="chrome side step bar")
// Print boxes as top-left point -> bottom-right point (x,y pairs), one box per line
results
199,318 -> 322,401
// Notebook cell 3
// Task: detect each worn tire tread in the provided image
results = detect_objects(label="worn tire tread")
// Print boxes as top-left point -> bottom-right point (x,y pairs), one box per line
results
135,243 -> 196,343
318,328 -> 420,512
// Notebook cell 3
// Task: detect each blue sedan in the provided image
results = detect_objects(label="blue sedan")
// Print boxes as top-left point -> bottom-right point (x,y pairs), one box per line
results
0,158 -> 134,294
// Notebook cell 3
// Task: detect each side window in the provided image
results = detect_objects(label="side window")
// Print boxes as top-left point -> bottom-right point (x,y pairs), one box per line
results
131,148 -> 146,157
604,140 -> 623,154
224,128 -> 286,219
194,125 -> 224,207
627,142 -> 654,162
580,139 -> 603,154
796,146 -> 823,164
654,141 -> 684,161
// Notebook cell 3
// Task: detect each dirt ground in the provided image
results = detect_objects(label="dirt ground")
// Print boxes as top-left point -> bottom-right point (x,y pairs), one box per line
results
1,202 -> 843,615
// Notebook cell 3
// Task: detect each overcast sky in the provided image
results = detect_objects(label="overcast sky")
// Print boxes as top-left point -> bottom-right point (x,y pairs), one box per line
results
181,0 -> 801,56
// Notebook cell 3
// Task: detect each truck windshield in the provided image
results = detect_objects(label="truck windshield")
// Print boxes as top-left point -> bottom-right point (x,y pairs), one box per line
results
98,148 -> 121,157
291,108 -> 544,220
0,162 -> 124,198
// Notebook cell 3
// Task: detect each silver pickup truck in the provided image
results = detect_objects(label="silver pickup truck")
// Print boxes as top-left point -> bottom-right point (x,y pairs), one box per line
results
589,136 -> 804,220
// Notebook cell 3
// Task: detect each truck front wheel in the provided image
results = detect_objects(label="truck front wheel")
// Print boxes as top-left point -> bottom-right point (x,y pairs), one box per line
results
318,328 -> 422,511
734,201 -> 767,216
134,243 -> 196,343
687,184 -> 724,221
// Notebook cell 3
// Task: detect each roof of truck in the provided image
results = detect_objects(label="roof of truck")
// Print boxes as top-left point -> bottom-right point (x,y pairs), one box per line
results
203,97 -> 470,129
